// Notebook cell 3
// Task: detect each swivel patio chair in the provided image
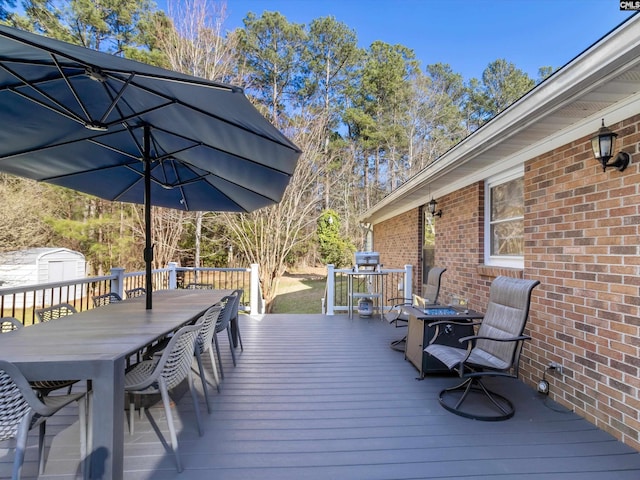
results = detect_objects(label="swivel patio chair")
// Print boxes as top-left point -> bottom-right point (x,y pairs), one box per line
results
213,292 -> 240,379
34,303 -> 78,323
0,359 -> 87,479
424,276 -> 540,421
124,322 -> 204,473
92,292 -> 122,307
193,305 -> 222,413
385,267 -> 446,351
125,287 -> 146,298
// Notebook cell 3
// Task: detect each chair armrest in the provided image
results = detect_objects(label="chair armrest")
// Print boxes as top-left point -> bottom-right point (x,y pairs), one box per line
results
426,320 -> 481,347
457,334 -> 531,344
387,297 -> 411,307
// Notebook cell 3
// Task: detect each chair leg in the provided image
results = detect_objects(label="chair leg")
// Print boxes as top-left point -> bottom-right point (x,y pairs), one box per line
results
438,377 -> 515,421
128,394 -> 136,435
226,326 -> 237,366
14,414 -> 31,480
159,380 -> 182,473
194,349 -> 211,414
235,318 -> 244,351
208,347 -> 221,392
213,334 -> 224,379
38,420 -> 46,475
187,370 -> 203,437
389,335 -> 407,352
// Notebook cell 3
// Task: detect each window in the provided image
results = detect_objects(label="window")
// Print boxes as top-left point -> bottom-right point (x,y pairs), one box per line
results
485,168 -> 524,268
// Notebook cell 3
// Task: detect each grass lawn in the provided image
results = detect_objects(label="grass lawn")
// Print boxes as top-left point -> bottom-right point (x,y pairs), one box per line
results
271,269 -> 326,314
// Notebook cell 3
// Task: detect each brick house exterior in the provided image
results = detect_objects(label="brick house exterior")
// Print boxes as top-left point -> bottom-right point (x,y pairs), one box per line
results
362,17 -> 640,450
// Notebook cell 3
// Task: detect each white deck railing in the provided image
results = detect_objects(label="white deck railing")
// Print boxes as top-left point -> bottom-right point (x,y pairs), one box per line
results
323,264 -> 413,315
0,262 -> 263,324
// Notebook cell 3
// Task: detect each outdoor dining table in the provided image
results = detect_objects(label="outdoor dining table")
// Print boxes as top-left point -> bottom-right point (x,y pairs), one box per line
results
0,288 -> 232,479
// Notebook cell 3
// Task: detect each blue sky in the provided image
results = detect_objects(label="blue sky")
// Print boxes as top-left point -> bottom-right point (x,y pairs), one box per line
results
212,0 -> 636,81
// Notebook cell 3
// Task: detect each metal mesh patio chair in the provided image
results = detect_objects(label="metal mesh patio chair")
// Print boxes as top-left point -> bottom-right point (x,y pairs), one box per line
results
1,317 -> 23,333
31,305 -> 80,395
0,359 -> 87,479
424,276 -> 540,421
125,287 -> 146,298
92,292 -> 122,307
193,306 -> 222,413
229,289 -> 244,351
124,322 -> 204,473
185,283 -> 213,289
34,303 -> 78,323
213,292 -> 240,379
385,267 -> 446,351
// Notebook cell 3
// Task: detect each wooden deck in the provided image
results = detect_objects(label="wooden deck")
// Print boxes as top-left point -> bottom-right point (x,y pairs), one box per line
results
3,313 -> 640,479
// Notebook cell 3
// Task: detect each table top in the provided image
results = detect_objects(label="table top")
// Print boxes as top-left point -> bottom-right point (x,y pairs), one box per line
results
405,304 -> 484,321
0,289 -> 231,379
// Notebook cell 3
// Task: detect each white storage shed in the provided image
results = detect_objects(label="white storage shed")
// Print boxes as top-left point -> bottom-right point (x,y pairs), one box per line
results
0,247 -> 86,308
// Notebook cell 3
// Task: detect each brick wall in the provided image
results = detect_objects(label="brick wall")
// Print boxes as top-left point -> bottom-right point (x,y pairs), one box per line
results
374,208 -> 423,292
524,115 -> 640,449
372,114 -> 640,449
432,182 -> 492,310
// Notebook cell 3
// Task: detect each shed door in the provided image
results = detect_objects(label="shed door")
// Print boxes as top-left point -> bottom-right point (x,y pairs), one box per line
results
48,260 -> 76,282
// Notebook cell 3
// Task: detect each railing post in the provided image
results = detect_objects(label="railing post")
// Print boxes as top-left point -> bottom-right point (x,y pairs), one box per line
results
404,264 -> 413,301
250,264 -> 260,314
110,267 -> 125,299
168,262 -> 178,290
326,264 -> 335,315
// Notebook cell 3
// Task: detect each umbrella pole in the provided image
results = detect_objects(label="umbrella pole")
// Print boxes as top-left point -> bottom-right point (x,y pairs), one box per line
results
144,125 -> 153,309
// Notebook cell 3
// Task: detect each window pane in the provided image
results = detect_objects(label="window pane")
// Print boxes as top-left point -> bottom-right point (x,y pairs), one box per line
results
491,220 -> 524,255
491,177 -> 523,221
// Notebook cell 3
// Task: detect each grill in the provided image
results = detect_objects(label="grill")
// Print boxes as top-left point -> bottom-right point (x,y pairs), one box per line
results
354,251 -> 380,272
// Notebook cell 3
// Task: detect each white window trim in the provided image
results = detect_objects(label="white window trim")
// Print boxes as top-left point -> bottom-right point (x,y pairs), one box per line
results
484,166 -> 524,269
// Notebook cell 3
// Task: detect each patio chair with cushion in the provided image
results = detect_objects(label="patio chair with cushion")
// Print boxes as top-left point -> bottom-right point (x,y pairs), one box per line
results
92,292 -> 122,307
424,276 -> 540,421
193,305 -> 223,413
124,321 -> 204,473
385,267 -> 446,351
34,303 -> 78,323
0,359 -> 87,479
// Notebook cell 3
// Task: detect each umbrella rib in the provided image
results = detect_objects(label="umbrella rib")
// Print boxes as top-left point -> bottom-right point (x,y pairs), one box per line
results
147,123 -> 295,176
96,70 -> 136,125
0,62 -> 89,126
51,54 -> 94,124
120,76 -> 301,155
0,126 -> 124,162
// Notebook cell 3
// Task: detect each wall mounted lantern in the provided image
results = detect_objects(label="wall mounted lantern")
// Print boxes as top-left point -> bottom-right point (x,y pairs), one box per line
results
428,198 -> 442,217
591,119 -> 630,172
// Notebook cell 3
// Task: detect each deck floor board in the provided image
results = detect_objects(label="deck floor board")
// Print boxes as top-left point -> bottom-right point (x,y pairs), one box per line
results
2,313 -> 640,479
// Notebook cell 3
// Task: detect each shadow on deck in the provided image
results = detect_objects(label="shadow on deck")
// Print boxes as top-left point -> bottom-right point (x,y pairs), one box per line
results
3,313 -> 640,479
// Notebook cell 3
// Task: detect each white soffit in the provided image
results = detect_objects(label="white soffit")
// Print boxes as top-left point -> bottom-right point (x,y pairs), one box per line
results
361,14 -> 640,225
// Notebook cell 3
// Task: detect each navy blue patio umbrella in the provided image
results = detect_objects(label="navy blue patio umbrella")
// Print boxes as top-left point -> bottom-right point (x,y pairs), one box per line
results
0,25 -> 301,309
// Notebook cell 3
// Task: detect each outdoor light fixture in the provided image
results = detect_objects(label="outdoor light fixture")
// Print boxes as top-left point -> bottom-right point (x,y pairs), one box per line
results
591,119 -> 630,172
428,198 -> 442,217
